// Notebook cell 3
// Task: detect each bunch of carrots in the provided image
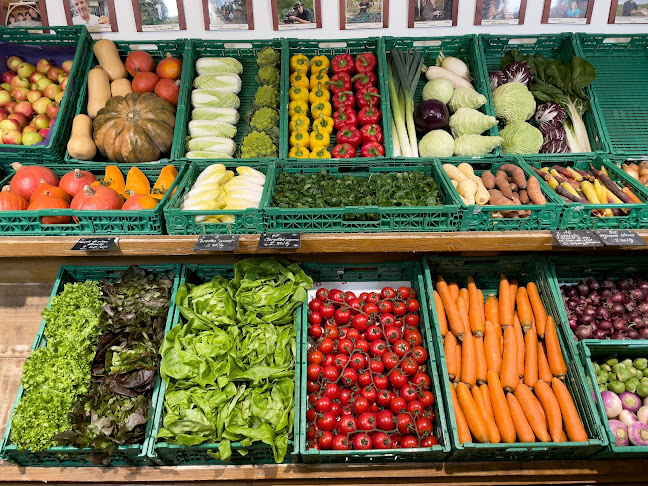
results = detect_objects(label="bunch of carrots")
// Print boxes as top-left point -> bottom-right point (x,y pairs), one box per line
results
433,274 -> 589,445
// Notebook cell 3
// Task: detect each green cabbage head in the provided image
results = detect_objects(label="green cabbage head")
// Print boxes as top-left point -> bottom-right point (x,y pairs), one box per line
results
493,82 -> 536,124
500,121 -> 543,154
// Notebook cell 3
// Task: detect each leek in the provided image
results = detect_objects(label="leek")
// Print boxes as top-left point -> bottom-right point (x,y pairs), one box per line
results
389,49 -> 424,158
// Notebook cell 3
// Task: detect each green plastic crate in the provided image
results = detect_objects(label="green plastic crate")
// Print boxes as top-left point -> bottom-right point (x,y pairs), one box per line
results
297,261 -> 451,462
0,264 -> 181,467
281,37 -> 392,163
479,33 -> 608,158
383,35 -> 500,160
545,255 -> 648,355
264,160 -> 461,233
578,341 -> 648,458
172,39 -> 283,162
164,160 -> 269,235
0,26 -> 92,164
576,34 -> 648,156
149,263 -> 300,465
64,39 -> 191,166
436,158 -> 563,232
0,161 -> 186,235
521,154 -> 648,230
423,255 -> 607,461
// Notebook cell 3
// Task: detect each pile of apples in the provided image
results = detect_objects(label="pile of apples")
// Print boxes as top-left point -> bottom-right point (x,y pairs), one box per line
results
0,56 -> 72,146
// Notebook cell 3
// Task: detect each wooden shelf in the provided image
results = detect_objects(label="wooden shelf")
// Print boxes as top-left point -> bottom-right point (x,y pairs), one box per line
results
1,230 -> 648,257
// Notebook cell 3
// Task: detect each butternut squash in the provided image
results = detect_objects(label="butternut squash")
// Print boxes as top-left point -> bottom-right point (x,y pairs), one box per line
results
67,114 -> 97,160
87,68 -> 111,119
93,39 -> 127,81
111,78 -> 133,97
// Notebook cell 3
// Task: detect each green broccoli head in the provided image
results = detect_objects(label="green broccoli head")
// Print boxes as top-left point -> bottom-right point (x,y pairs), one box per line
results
256,66 -> 280,87
240,131 -> 277,158
250,107 -> 279,138
257,47 -> 280,68
253,85 -> 280,109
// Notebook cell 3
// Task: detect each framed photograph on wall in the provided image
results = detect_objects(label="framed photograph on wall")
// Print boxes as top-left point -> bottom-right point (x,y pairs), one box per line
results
542,0 -> 593,24
203,0 -> 253,30
271,0 -> 321,30
475,0 -> 527,25
609,0 -> 648,24
409,0 -> 457,28
131,0 -> 186,31
64,0 -> 117,32
1,0 -> 48,27
340,0 -> 388,30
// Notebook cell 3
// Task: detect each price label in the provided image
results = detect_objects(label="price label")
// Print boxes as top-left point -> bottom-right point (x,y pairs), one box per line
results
594,230 -> 647,247
71,237 -> 119,251
194,234 -> 240,252
258,233 -> 301,249
551,230 -> 604,248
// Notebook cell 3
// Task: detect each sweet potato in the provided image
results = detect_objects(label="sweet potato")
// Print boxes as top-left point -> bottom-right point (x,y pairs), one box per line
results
501,164 -> 527,190
495,170 -> 514,199
519,189 -> 529,204
526,176 -> 547,205
482,170 -> 496,190
510,183 -> 518,193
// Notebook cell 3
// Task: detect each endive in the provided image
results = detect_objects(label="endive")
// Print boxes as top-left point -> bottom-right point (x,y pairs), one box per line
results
189,120 -> 237,139
191,89 -> 240,109
186,151 -> 233,159
186,137 -> 236,156
196,57 -> 243,75
191,107 -> 240,124
236,166 -> 266,180
193,74 -> 242,94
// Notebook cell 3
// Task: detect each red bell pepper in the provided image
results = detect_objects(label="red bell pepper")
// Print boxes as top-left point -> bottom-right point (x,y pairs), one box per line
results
332,143 -> 357,159
331,54 -> 355,76
351,72 -> 376,91
358,99 -> 381,126
356,87 -> 380,109
333,106 -> 358,130
336,125 -> 362,148
332,91 -> 356,111
360,141 -> 385,158
327,72 -> 352,94
360,124 -> 384,144
355,52 -> 377,74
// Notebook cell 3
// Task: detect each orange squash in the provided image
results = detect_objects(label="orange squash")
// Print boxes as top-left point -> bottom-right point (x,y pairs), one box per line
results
28,191 -> 71,224
122,194 -> 157,210
30,179 -> 70,204
150,165 -> 177,200
93,165 -> 126,196
0,186 -> 28,210
124,166 -> 150,198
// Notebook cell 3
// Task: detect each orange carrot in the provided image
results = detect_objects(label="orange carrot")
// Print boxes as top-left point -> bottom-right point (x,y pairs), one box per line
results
624,186 -> 643,204
523,329 -> 538,388
545,316 -> 567,379
456,296 -> 470,341
457,382 -> 489,443
449,281 -> 460,301
537,341 -> 553,383
534,380 -> 564,443
459,287 -> 469,307
487,370 -> 517,443
499,275 -> 513,327
552,377 -> 588,442
500,325 -> 519,393
449,381 -> 472,444
472,384 -> 500,443
516,286 -> 533,332
509,279 -> 518,312
558,429 -> 567,442
461,330 -> 477,388
455,341 -> 462,384
480,384 -> 495,423
433,290 -> 448,337
507,393 -> 536,443
437,277 -> 466,341
474,335 -> 487,385
468,276 -> 485,337
484,320 -> 502,374
527,282 -> 547,338
513,313 -> 525,378
444,332 -> 458,382
484,294 -> 499,327
478,289 -> 486,326
514,384 -> 550,442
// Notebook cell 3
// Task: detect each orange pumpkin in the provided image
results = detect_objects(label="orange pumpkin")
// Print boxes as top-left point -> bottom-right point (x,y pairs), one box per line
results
28,191 -> 71,224
0,186 -> 28,211
122,194 -> 157,210
30,179 -> 70,204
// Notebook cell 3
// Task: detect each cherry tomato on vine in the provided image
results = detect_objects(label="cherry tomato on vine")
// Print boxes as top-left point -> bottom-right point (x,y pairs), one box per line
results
355,338 -> 369,354
366,292 -> 380,304
332,434 -> 351,450
411,346 -> 428,364
307,380 -> 320,393
346,328 -> 360,341
309,299 -> 322,312
338,415 -> 357,435
307,364 -> 322,381
315,396 -> 332,413
397,286 -> 411,300
308,350 -> 324,364
377,389 -> 393,407
306,424 -> 317,440
382,351 -> 399,370
372,432 -> 395,449
317,412 -> 336,432
341,367 -> 358,386
324,325 -> 339,340
390,396 -> 407,414
380,313 -> 396,327
357,412 -> 376,430
401,384 -> 419,402
393,339 -> 411,358
408,400 -> 425,418
376,409 -> 395,431
309,324 -> 323,339
334,308 -> 351,325
407,299 -> 420,313
353,433 -> 372,450
381,287 -> 395,299
400,435 -> 419,448
396,413 -> 414,435
347,297 -> 362,314
389,369 -> 409,388
320,303 -> 335,319
330,402 -> 342,417
358,370 -> 372,387
404,329 -> 423,347
361,385 -> 377,404
405,314 -> 420,327
369,358 -> 384,373
401,357 -> 419,376
366,325 -> 382,341
416,417 -> 433,437
421,436 -> 438,447
363,303 -> 378,315
339,388 -> 353,405
324,354 -> 335,366
412,372 -> 431,389
352,314 -> 369,332
319,337 -> 335,354
306,407 -> 317,423
329,289 -> 344,304
349,353 -> 367,370
316,288 -> 329,302
370,339 -> 387,357
373,373 -> 389,390
359,292 -> 369,302
392,301 -> 407,317
322,365 -> 339,381
377,300 -> 393,314
317,430 -> 334,449
344,291 -> 356,303
419,390 -> 435,408
338,338 -> 354,355
324,382 -> 340,399
384,326 -> 402,344
353,397 -> 369,415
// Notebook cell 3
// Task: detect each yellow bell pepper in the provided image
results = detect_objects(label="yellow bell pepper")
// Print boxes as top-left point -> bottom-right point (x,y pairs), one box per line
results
310,55 -> 330,73
288,100 -> 308,117
311,145 -> 331,159
289,143 -> 310,158
310,68 -> 330,90
290,130 -> 310,149
313,113 -> 334,134
310,125 -> 330,149
309,82 -> 331,105
289,114 -> 310,133
290,54 -> 309,74
311,101 -> 332,119
289,84 -> 309,103
289,69 -> 309,90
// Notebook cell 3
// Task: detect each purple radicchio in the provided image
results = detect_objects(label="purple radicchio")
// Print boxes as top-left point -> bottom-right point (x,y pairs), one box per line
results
543,125 -> 566,142
535,102 -> 565,125
503,61 -> 533,86
539,119 -> 563,136
489,71 -> 507,92
541,139 -> 571,154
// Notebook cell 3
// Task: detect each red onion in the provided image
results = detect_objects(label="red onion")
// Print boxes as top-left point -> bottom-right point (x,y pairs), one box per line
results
598,320 -> 613,331
583,307 -> 596,317
638,281 -> 648,292
630,288 -> 646,301
596,306 -> 610,320
626,300 -> 638,312
614,318 -> 629,332
566,298 -> 579,311
628,329 -> 640,339
639,328 -> 648,339
619,278 -> 633,290
601,279 -> 616,289
611,303 -> 625,315
639,302 -> 648,315
568,318 -> 578,330
600,289 -> 613,300
609,292 -> 626,304
612,332 -> 630,340
575,325 -> 594,340
565,286 -> 578,298
581,314 -> 595,326
577,282 -> 590,296
633,317 -> 646,330
587,278 -> 600,290
595,329 -> 611,339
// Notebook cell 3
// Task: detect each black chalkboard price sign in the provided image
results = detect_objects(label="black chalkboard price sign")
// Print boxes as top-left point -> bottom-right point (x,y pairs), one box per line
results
594,230 -> 647,247
71,237 -> 119,251
258,233 -> 301,249
551,230 -> 604,248
194,234 -> 240,252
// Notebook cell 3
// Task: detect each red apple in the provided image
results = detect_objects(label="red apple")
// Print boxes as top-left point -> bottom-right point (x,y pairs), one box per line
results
27,89 -> 42,104
0,118 -> 20,132
45,102 -> 59,119
55,91 -> 64,104
9,112 -> 28,128
31,113 -> 49,129
14,101 -> 33,118
3,129 -> 22,144
29,71 -> 45,84
4,101 -> 16,113
46,67 -> 63,82
7,56 -> 23,72
17,62 -> 35,78
11,87 -> 29,102
0,107 -> 8,118
1,71 -> 16,84
36,78 -> 52,91
59,77 -> 68,91
32,97 -> 50,114
61,60 -> 73,74
43,84 -> 61,100
48,118 -> 55,127
38,128 -> 49,138
10,76 -> 29,89
36,59 -> 51,74
22,125 -> 36,134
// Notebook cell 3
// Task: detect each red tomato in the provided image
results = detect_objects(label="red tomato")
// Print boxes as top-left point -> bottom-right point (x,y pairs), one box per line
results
369,358 -> 384,374
359,292 -> 369,302
404,329 -> 423,347
376,389 -> 393,407
344,291 -> 356,303
361,385 -> 377,404
377,300 -> 393,314
338,415 -> 357,435
320,303 -> 335,319
401,357 -> 419,376
389,369 -> 409,388
380,313 -> 396,327
309,324 -> 323,339
308,393 -> 317,404
339,388 -> 353,405
349,353 -> 367,370
307,350 -> 324,364
307,380 -> 320,393
322,365 -> 339,381
366,325 -> 383,341
315,397 -> 332,413
329,289 -> 344,304
421,436 -> 438,447
370,339 -> 387,357
384,326 -> 401,344
334,353 -> 349,369
353,397 -> 369,415
317,412 -> 336,431
401,384 -> 419,402
400,435 -> 419,448
372,432 -> 394,449
332,434 -> 351,450
324,353 -> 335,367
353,433 -> 372,450
319,337 -> 335,354
408,400 -> 425,418
330,402 -> 342,417
306,407 -> 316,422
348,298 -> 362,314
324,326 -> 339,340
396,286 -> 411,300
407,299 -> 420,313
309,299 -> 322,312
341,367 -> 358,386
355,339 -> 369,354
393,339 -> 411,358
381,287 -> 395,299
357,412 -> 376,430
376,410 -> 395,431
351,313 -> 368,332
405,314 -> 420,327
373,373 -> 388,390
362,303 -> 378,315
369,403 -> 380,413
345,328 -> 360,341
396,413 -> 414,435
307,364 -> 322,381
411,346 -> 428,364
412,372 -> 431,389
334,308 -> 351,325
316,288 -> 329,302
366,292 -> 380,304
392,301 -> 407,317
338,338 -> 354,355
416,417 -> 433,437
317,430 -> 334,449
390,396 -> 407,414
382,352 -> 399,370
419,390 -> 435,408
324,383 -> 340,399
306,424 -> 317,440
358,370 -> 372,387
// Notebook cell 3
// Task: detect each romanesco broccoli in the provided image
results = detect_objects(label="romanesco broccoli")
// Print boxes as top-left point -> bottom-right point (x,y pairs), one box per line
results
256,47 -> 280,68
250,107 -> 279,138
256,66 -> 280,86
253,85 -> 280,109
240,131 -> 277,158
